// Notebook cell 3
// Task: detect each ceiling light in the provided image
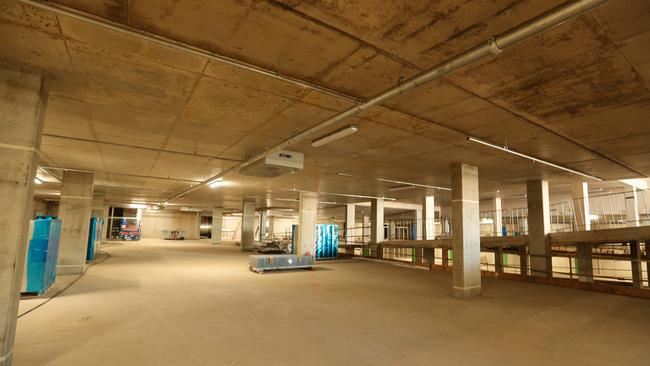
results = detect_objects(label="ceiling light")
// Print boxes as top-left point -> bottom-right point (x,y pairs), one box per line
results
311,125 -> 358,147
34,178 -> 43,185
209,178 -> 224,188
336,172 -> 451,191
129,203 -> 148,209
388,185 -> 415,192
467,137 -> 602,181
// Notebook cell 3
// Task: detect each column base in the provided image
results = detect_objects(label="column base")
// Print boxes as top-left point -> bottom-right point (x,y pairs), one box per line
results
453,285 -> 481,299
56,264 -> 86,275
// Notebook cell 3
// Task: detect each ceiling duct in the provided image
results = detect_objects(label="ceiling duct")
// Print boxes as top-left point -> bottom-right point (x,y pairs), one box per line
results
239,150 -> 304,178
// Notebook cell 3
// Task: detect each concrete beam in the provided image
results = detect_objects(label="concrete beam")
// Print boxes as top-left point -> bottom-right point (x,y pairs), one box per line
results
0,66 -> 47,366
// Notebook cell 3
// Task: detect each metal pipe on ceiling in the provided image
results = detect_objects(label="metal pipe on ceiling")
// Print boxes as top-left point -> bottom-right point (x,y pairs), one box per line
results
43,133 -> 244,163
163,0 -> 609,203
16,0 -> 361,105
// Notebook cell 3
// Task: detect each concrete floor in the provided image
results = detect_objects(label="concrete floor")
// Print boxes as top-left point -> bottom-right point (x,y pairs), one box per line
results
14,239 -> 650,366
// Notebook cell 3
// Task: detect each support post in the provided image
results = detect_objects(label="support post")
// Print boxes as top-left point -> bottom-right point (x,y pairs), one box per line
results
211,207 -> 223,244
451,163 -> 481,298
494,248 -> 504,276
241,200 -> 255,251
0,66 -> 47,366
259,210 -> 267,242
345,204 -> 355,244
424,196 -> 435,240
492,196 -> 503,237
371,198 -> 384,244
630,241 -> 643,288
527,180 -> 551,278
415,208 -> 423,240
296,192 -> 317,256
57,170 -> 94,275
576,244 -> 594,283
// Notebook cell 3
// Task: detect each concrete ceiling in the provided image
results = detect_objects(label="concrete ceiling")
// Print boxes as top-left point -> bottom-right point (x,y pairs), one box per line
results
2,0 -> 649,210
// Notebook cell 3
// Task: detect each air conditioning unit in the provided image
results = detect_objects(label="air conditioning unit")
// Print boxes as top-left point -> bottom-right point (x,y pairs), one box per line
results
239,150 -> 304,178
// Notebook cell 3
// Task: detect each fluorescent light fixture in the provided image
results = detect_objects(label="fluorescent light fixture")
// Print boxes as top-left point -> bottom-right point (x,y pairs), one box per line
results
34,178 -> 43,185
336,173 -> 451,191
288,188 -> 396,201
129,203 -> 148,209
480,218 -> 494,224
467,137 -> 602,181
376,178 -> 450,191
389,185 -> 415,192
311,125 -> 358,147
209,178 -> 224,188
180,207 -> 202,212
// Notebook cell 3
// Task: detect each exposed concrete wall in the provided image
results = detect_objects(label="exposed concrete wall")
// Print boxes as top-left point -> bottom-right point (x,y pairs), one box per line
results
0,66 -> 47,366
140,210 -> 201,240
57,171 -> 94,275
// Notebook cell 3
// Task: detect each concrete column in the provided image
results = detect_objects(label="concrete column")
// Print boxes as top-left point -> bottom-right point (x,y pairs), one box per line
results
258,210 -> 267,242
415,208 -> 423,240
0,66 -> 47,366
646,242 -> 650,288
370,198 -> 384,244
296,192 -> 317,256
100,205 -> 110,241
91,193 -> 108,243
630,241 -> 643,288
451,163 -> 481,298
57,171 -> 94,275
345,203 -> 355,244
527,180 -> 551,278
211,207 -> 223,244
571,182 -> 591,231
492,196 -> 503,237
424,196 -> 435,240
626,188 -> 640,227
362,216 -> 370,244
576,244 -> 594,283
241,200 -> 256,251
494,248 -> 504,275
267,216 -> 275,240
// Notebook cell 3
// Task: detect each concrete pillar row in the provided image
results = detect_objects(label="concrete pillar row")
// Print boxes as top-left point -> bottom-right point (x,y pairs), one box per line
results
451,163 -> 481,298
241,200 -> 256,251
211,207 -> 223,244
296,192 -> 317,256
345,204 -> 355,244
0,66 -> 48,366
57,170 -> 94,275
527,180 -> 551,278
370,198 -> 384,244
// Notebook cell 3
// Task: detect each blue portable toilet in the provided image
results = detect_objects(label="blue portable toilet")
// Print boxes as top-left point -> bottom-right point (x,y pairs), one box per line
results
25,216 -> 62,295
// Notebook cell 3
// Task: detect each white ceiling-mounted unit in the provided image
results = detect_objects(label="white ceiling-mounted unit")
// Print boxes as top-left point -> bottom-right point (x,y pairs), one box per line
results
239,150 -> 304,178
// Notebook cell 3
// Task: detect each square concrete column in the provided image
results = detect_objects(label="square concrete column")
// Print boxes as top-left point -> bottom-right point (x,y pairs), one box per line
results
371,198 -> 384,244
571,182 -> 591,231
267,216 -> 275,240
345,204 -> 355,244
91,193 -> 108,244
57,170 -> 94,275
424,196 -> 435,240
527,180 -> 551,277
451,163 -> 481,298
388,220 -> 396,240
296,192 -> 317,256
258,210 -> 267,242
241,200 -> 255,251
0,66 -> 47,366
211,207 -> 223,244
630,241 -> 643,288
362,216 -> 370,244
626,188 -> 640,227
415,208 -> 423,240
492,196 -> 503,237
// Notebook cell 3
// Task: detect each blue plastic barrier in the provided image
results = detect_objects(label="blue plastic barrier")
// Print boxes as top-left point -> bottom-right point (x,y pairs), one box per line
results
25,216 -> 62,295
